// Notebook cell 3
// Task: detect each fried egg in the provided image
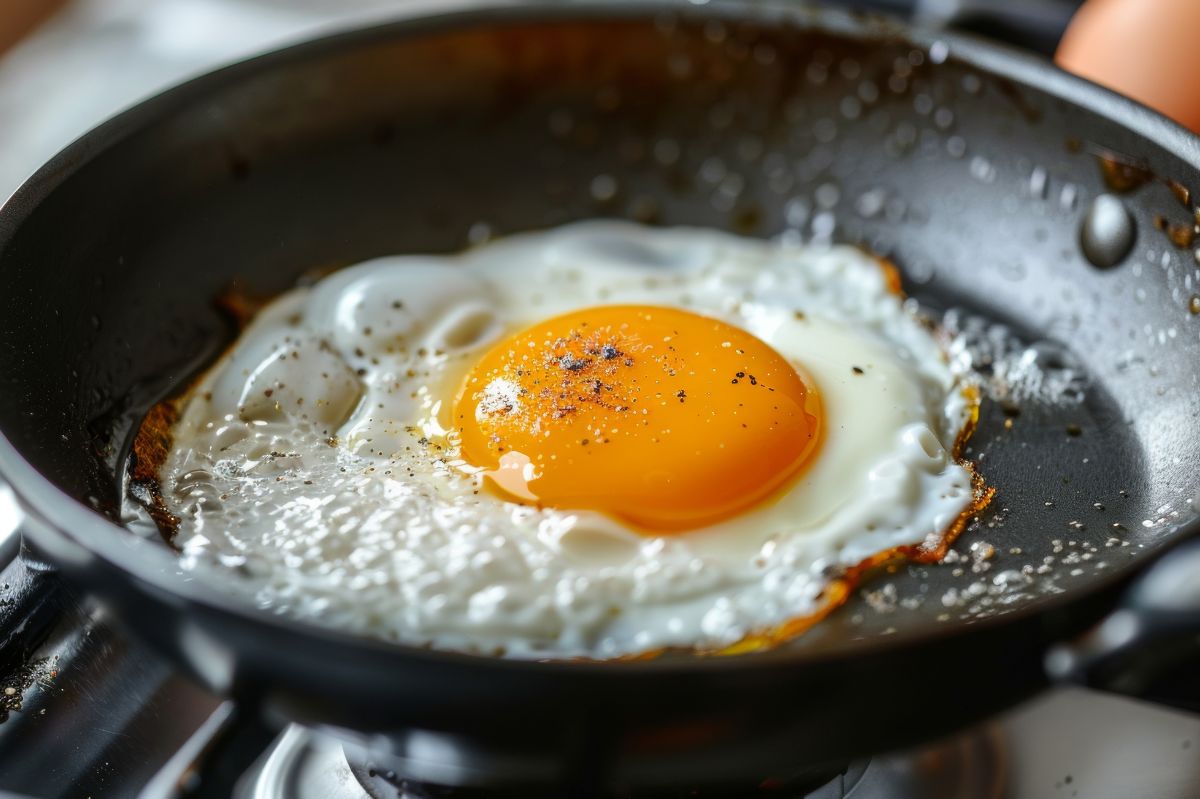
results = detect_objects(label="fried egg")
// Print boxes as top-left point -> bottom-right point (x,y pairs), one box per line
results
147,222 -> 986,659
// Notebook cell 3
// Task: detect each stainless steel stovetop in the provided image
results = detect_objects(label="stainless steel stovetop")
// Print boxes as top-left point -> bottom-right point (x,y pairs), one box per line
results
0,2 -> 1197,798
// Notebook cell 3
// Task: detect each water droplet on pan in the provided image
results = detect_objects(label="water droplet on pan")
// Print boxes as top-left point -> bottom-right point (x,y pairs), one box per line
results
1080,194 -> 1136,268
855,188 -> 887,219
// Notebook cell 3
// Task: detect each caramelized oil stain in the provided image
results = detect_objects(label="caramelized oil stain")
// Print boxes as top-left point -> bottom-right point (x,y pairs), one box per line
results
1153,215 -> 1197,249
128,400 -> 181,539
1166,179 -> 1192,208
1096,151 -> 1154,194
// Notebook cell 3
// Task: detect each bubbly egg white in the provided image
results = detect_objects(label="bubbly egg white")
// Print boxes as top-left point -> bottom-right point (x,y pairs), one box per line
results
150,222 -> 979,658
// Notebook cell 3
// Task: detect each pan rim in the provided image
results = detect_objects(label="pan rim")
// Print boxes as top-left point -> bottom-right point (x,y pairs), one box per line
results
0,0 -> 1198,676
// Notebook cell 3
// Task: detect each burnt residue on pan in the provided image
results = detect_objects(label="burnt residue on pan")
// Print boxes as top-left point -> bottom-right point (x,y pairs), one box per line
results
0,656 -> 53,724
126,400 -> 181,539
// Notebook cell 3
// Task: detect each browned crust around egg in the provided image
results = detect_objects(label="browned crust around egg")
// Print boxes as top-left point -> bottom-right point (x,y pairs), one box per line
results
713,384 -> 992,656
587,385 -> 992,663
872,253 -> 906,297
127,399 -> 182,537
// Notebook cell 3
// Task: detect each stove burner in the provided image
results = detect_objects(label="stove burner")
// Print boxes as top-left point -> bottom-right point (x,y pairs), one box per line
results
241,724 -> 1005,799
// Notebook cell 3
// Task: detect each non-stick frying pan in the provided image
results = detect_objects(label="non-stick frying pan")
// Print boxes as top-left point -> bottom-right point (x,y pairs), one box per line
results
1,1 -> 1199,794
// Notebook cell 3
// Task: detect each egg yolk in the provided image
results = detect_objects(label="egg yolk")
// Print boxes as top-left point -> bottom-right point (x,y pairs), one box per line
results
453,306 -> 821,532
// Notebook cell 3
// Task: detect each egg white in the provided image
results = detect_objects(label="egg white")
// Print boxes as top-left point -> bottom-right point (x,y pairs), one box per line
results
151,222 -> 980,658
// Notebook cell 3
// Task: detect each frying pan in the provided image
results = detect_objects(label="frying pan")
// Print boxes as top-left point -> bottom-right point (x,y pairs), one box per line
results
1,1 -> 1199,793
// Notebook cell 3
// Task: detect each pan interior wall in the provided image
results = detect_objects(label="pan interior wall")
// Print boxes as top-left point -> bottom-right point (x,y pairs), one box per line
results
0,9 -> 1196,651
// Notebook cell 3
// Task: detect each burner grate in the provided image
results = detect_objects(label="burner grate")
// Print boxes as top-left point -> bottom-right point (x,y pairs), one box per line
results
239,724 -> 1004,799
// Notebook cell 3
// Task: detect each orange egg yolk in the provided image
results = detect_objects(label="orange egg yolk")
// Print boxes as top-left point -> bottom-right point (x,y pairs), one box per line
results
453,306 -> 822,532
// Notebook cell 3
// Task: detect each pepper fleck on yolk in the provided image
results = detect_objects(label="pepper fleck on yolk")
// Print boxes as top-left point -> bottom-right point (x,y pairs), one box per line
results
453,306 -> 822,532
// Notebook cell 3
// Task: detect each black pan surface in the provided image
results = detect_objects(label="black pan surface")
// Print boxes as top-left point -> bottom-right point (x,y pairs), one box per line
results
0,1 -> 1198,791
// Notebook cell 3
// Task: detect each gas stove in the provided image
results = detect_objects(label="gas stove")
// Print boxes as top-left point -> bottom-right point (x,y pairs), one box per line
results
237,723 -> 1005,798
0,564 -> 1197,798
1,2 -> 1198,798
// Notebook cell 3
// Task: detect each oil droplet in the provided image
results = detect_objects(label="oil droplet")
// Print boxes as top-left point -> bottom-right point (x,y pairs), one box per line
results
1080,194 -> 1135,268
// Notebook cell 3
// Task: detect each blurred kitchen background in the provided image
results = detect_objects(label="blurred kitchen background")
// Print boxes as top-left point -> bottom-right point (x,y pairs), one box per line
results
0,0 -> 1099,199
0,0 -> 407,198
7,0 -> 1200,203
